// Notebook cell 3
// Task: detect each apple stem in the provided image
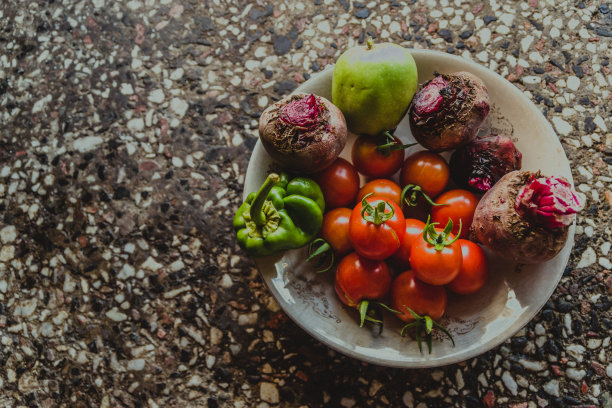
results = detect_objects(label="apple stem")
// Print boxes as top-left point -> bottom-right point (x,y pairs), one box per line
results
366,38 -> 373,50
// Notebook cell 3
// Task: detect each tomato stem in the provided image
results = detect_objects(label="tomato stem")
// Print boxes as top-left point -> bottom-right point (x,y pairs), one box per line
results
361,193 -> 394,225
358,300 -> 398,328
376,131 -> 417,157
422,216 -> 461,251
400,184 -> 443,208
400,307 -> 455,353
306,238 -> 334,273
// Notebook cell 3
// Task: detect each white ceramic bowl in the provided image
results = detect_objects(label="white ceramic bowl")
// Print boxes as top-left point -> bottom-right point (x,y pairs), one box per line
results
243,49 -> 575,368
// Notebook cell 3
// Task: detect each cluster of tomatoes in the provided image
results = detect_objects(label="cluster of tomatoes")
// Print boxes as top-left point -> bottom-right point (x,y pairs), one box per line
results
310,133 -> 489,350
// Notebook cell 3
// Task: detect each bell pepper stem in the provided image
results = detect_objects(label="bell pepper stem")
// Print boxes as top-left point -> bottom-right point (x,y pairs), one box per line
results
250,173 -> 280,227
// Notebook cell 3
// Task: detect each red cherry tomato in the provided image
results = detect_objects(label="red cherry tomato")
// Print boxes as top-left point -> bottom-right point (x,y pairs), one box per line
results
391,270 -> 447,322
335,252 -> 392,308
357,179 -> 402,206
349,195 -> 405,260
410,225 -> 462,286
321,207 -> 353,256
390,218 -> 426,269
447,240 -> 489,295
313,157 -> 360,209
431,189 -> 479,238
399,151 -> 450,198
352,134 -> 405,178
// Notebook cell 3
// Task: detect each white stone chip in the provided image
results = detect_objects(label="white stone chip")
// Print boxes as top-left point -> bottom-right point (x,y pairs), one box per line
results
187,375 -> 203,387
148,89 -> 165,104
499,13 -> 514,26
0,226 -> 17,244
0,245 -> 15,262
172,157 -> 184,168
521,35 -> 534,53
105,308 -> 128,322
600,257 -> 612,269
73,136 -> 104,153
519,360 -> 547,372
543,379 -> 560,397
523,76 -> 541,85
496,25 -> 510,35
476,51 -> 489,62
593,115 -> 608,132
127,118 -> 145,131
170,98 -> 188,117
141,256 -> 163,271
170,68 -> 184,80
127,359 -> 146,371
117,264 -> 135,280
32,95 -> 52,114
260,382 -> 280,404
567,344 -> 586,362
317,20 -> 331,34
551,117 -> 573,136
402,390 -> 414,407
577,247 -> 596,268
502,371 -> 518,396
220,273 -> 233,288
183,325 -> 206,346
529,51 -> 544,64
120,83 -> 134,95
550,27 -> 560,38
478,28 -> 491,45
169,260 -> 185,272
567,76 -> 580,91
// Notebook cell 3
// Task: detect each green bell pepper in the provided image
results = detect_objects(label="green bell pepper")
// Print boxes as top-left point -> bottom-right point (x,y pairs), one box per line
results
233,173 -> 325,257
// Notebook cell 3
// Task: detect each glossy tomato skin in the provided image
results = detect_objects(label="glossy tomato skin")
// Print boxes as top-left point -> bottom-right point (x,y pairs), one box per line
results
390,218 -> 426,269
349,195 -> 405,260
357,179 -> 402,206
321,207 -> 353,256
431,189 -> 479,238
399,151 -> 450,198
447,239 -> 489,295
391,270 -> 447,322
313,157 -> 360,209
352,134 -> 405,178
335,252 -> 392,308
410,230 -> 462,286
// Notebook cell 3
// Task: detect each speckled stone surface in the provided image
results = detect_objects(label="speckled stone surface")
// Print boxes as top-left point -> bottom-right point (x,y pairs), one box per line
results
0,0 -> 610,407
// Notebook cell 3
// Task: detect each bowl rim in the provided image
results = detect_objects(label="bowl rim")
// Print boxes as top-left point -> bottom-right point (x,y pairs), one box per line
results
245,48 -> 575,368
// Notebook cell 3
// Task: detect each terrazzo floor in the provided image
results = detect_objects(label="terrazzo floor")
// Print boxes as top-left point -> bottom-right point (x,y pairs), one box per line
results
0,0 -> 610,407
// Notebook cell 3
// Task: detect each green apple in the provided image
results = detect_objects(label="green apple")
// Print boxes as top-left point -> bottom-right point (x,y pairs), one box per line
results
332,41 -> 418,136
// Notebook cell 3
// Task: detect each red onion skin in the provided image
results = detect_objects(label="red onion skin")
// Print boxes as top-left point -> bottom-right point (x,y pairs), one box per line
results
409,72 -> 490,152
470,171 -> 580,264
450,135 -> 522,193
259,93 -> 347,174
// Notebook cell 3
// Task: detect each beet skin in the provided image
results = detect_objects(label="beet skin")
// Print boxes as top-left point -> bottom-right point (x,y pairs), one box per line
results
469,171 -> 580,264
409,71 -> 490,152
259,93 -> 347,174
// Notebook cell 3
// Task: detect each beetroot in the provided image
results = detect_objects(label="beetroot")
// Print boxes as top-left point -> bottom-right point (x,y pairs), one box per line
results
259,93 -> 347,174
409,72 -> 490,152
470,171 -> 584,264
450,135 -> 522,193
515,175 -> 583,229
